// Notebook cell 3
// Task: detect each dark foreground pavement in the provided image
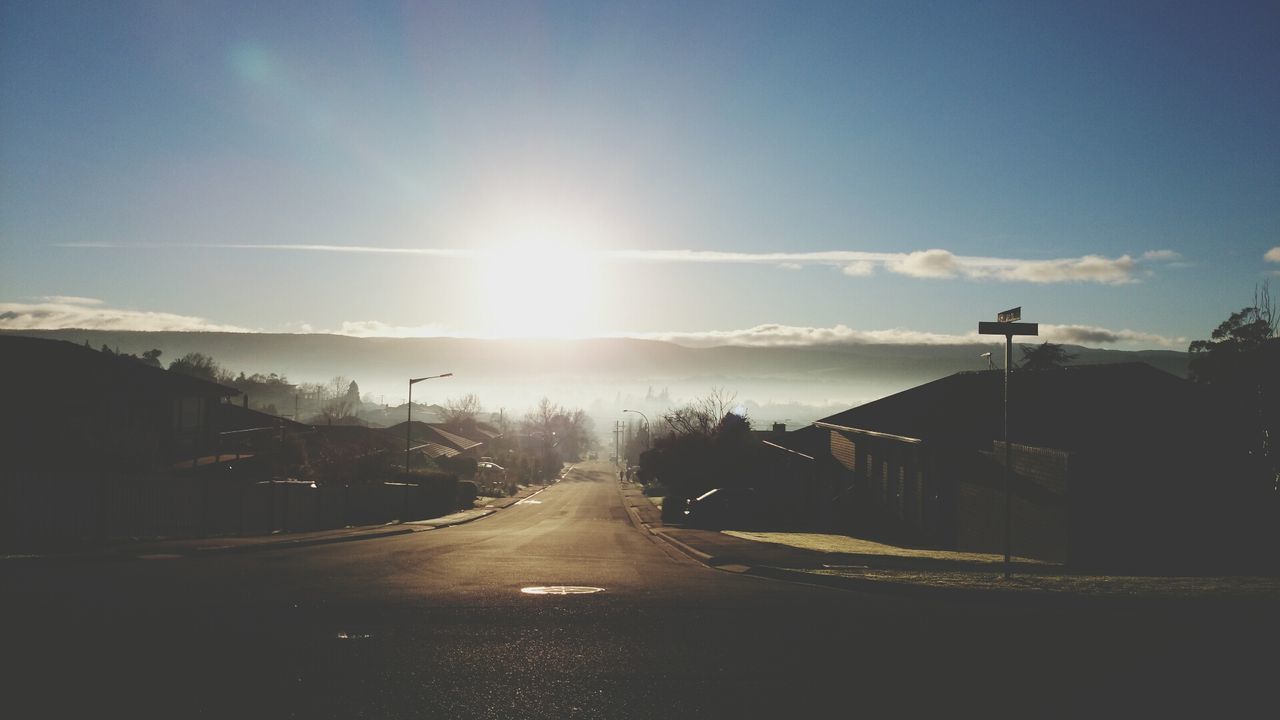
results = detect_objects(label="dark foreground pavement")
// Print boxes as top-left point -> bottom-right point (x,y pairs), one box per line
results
4,462 -> 1277,719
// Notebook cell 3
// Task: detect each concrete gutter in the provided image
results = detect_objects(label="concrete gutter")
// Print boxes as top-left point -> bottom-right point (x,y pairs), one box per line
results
6,482 -> 555,563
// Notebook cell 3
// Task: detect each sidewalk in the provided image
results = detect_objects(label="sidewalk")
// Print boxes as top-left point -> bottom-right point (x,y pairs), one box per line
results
5,482 -> 551,562
619,482 -> 1280,601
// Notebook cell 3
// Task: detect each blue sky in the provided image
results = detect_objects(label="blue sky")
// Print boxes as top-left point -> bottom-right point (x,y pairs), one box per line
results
2,1 -> 1278,349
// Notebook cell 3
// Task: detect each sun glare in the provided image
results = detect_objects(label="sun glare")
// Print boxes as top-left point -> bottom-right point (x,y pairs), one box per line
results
476,232 -> 604,338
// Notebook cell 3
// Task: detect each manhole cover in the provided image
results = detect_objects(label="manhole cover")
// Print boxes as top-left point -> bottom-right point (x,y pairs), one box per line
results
520,586 -> 605,595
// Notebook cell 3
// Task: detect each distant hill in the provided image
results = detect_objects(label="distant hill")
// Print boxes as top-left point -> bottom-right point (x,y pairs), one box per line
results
2,330 -> 1190,415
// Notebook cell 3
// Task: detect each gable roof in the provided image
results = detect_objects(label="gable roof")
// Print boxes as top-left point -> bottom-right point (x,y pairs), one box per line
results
814,363 -> 1208,452
425,424 -> 484,451
387,421 -> 484,453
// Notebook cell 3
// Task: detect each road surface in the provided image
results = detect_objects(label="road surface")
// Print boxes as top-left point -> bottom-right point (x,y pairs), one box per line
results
3,461 -> 1274,718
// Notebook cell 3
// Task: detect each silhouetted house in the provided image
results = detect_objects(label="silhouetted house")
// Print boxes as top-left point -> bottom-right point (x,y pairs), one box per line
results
806,363 -> 1238,569
388,421 -> 486,463
302,425 -> 404,482
424,423 -> 486,457
213,401 -> 311,460
2,335 -> 239,472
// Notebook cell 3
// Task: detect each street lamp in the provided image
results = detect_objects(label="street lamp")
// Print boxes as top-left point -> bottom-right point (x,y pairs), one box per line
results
406,373 -> 453,473
622,409 -> 650,450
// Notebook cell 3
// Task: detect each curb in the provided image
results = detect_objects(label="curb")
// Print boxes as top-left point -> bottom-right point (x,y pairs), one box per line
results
190,526 -> 422,556
10,482 -> 562,563
616,486 -> 1175,602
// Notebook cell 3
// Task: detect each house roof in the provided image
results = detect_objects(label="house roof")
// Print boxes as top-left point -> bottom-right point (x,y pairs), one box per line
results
411,441 -> 461,459
214,402 -> 310,434
813,363 -> 1209,452
387,421 -> 484,453
426,424 -> 484,451
4,334 -> 239,400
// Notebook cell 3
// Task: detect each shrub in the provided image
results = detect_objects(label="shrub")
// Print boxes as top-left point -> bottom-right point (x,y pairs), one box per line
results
456,480 -> 478,508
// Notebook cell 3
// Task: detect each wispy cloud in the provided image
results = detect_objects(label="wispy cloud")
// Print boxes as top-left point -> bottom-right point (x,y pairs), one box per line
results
33,295 -> 104,306
630,322 -> 1184,349
58,242 -> 1182,285
329,320 -> 455,338
0,299 -> 253,332
1039,324 -> 1186,349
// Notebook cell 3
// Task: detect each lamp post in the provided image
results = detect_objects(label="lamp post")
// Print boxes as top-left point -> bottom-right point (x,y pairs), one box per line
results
406,373 -> 453,473
622,409 -> 650,450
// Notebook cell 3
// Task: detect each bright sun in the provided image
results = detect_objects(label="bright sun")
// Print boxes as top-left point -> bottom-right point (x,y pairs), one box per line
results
476,233 -> 604,338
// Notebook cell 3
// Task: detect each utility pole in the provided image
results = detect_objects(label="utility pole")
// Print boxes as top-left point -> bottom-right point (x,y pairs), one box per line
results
613,421 -> 623,467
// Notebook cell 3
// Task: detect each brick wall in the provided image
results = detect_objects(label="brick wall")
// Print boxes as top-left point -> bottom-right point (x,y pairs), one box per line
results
955,443 -> 1070,563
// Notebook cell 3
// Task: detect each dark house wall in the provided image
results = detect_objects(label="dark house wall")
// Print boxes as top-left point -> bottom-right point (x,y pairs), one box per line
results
2,336 -> 236,473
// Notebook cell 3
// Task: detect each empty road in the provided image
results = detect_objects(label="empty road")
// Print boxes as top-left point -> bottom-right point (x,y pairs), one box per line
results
4,461 -> 1274,718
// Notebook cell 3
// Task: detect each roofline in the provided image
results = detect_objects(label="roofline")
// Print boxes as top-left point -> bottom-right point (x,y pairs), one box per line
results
813,421 -> 923,445
761,440 -> 815,461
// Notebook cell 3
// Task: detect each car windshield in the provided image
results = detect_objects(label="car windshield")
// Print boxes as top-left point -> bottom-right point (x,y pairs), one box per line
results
3,2 -> 1277,717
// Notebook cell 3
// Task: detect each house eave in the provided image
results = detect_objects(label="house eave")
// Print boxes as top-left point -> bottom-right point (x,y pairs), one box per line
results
813,421 -> 924,445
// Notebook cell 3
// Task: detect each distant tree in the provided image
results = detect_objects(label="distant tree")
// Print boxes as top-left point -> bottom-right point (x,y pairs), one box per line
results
524,397 -> 562,440
168,352 -> 219,381
314,398 -> 361,426
1187,282 -> 1278,499
519,397 -> 594,469
1018,342 -> 1077,371
647,388 -> 759,512
444,393 -> 483,427
139,348 -> 163,368
663,387 -> 743,438
1188,282 -> 1276,385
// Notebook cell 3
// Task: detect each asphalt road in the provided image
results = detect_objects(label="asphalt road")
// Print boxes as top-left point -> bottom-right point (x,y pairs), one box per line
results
4,461 -> 1275,718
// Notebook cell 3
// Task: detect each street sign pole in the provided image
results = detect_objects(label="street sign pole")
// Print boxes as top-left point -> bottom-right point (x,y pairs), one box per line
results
978,309 -> 1037,579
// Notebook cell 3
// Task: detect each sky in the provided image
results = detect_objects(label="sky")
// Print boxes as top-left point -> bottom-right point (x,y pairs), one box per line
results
3,0 -> 1279,350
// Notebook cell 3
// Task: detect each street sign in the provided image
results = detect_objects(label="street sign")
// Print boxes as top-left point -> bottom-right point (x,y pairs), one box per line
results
978,321 -> 1038,336
997,306 -> 1021,323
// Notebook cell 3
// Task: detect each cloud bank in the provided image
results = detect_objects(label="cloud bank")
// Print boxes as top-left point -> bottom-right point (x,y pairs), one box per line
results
59,243 -> 1182,285
2,299 -> 1183,349
0,297 -> 254,333
632,322 -> 1184,350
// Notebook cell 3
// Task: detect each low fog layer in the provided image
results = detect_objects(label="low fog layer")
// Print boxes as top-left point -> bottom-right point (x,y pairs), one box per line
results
3,330 -> 1189,429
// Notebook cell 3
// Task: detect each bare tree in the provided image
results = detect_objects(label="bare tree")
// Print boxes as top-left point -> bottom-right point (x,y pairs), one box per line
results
316,398 -> 356,425
1254,280 -> 1277,337
663,387 -> 744,437
444,393 -> 483,426
524,397 -> 562,438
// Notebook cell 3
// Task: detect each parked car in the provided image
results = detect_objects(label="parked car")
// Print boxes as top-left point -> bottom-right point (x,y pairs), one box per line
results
476,461 -> 510,495
682,487 -> 762,529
